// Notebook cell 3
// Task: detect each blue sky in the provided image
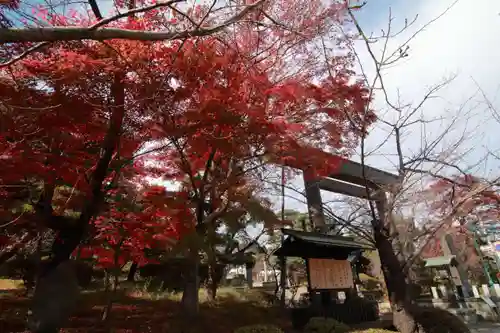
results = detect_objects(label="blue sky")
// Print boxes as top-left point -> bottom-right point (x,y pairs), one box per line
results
353,0 -> 404,29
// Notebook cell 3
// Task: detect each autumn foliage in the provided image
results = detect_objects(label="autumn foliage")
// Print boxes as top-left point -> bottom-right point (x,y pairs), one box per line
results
0,0 -> 374,274
424,174 -> 500,224
418,174 -> 500,281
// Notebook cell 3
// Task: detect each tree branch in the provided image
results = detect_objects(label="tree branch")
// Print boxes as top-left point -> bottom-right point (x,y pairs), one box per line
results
0,0 -> 265,43
88,0 -> 103,20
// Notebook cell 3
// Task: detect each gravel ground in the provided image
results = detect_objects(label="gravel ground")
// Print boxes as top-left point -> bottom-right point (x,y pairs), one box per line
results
469,322 -> 500,332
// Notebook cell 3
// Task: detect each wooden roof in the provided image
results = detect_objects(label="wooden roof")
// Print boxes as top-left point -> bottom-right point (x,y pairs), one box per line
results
273,229 -> 372,259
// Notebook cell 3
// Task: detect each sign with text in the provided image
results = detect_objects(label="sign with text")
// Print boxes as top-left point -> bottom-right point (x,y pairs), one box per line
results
309,259 -> 354,290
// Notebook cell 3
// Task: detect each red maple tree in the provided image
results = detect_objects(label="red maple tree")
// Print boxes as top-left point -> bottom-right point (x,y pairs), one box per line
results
418,174 -> 500,282
424,174 -> 500,225
0,0 -> 376,324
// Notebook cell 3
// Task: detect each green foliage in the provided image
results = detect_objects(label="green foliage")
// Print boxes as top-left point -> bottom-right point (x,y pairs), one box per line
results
228,274 -> 247,287
283,209 -> 310,230
304,317 -> 350,333
359,274 -> 381,291
234,324 -> 284,333
21,203 -> 34,213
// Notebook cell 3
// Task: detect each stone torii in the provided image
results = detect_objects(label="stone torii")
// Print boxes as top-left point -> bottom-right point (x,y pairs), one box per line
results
302,158 -> 399,230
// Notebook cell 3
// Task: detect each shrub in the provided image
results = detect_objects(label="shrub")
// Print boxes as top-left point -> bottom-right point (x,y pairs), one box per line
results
234,324 -> 284,333
229,274 -> 247,287
359,274 -> 382,291
342,296 -> 379,322
290,307 -> 313,330
304,317 -> 350,333
409,306 -> 470,333
407,283 -> 423,299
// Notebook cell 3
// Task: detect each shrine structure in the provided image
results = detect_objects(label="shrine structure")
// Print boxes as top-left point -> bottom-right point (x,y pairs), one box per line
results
274,228 -> 372,309
273,158 -> 399,327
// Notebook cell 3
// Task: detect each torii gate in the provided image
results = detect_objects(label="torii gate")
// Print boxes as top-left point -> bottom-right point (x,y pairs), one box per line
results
302,158 -> 400,230
275,158 -> 401,307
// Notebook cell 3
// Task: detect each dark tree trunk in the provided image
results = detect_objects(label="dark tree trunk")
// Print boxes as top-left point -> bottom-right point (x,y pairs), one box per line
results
372,222 -> 418,333
372,194 -> 471,333
127,262 -> 138,282
29,74 -> 126,333
372,195 -> 421,333
181,251 -> 200,317
28,261 -> 79,333
206,279 -> 217,302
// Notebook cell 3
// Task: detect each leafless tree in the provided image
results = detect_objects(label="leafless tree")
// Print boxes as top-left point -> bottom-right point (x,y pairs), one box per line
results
307,1 -> 500,332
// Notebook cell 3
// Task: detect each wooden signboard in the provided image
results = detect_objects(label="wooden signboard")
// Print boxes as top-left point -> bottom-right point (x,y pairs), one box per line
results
309,258 -> 354,290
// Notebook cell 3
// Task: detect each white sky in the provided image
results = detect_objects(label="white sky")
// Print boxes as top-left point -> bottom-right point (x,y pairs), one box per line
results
281,0 -> 500,216
124,0 -> 500,233
73,0 -> 500,244
30,0 -> 500,230
355,0 -> 500,173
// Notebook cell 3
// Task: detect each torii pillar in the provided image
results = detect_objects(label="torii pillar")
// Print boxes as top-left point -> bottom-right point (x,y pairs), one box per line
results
303,170 -> 326,231
303,160 -> 400,230
302,160 -> 399,304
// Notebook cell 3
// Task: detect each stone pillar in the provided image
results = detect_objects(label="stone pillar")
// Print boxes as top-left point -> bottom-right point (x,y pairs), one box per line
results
472,285 -> 480,298
303,172 -> 326,230
303,172 -> 325,310
441,234 -> 471,298
431,286 -> 440,299
482,284 -> 490,297
492,284 -> 500,297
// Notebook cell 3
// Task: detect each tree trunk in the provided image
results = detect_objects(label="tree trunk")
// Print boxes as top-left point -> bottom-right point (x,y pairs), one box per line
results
28,261 -> 79,333
181,250 -> 200,317
28,74 -> 126,333
372,224 -> 418,333
101,270 -> 119,322
127,262 -> 138,282
371,194 -> 421,333
206,263 -> 218,302
373,194 -> 471,333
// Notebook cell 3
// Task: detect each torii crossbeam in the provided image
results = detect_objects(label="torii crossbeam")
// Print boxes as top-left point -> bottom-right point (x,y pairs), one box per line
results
303,159 -> 399,229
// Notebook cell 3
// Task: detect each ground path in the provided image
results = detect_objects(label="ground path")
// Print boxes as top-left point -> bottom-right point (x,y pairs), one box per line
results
469,322 -> 500,332
285,286 -> 500,332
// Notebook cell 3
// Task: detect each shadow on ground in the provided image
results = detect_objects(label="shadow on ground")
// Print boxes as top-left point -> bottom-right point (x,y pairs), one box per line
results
0,289 -> 291,333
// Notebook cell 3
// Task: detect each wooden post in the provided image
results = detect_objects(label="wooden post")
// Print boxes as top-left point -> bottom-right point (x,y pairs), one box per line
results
305,258 -> 312,291
279,255 -> 287,306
